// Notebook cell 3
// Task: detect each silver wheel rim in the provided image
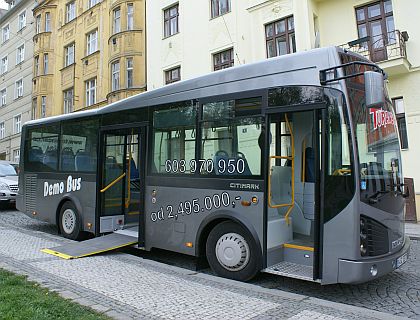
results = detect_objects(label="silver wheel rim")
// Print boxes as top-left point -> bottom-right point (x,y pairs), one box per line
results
62,209 -> 76,234
215,232 -> 250,272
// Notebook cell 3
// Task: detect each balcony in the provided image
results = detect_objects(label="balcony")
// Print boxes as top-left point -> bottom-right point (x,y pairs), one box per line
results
340,30 -> 411,76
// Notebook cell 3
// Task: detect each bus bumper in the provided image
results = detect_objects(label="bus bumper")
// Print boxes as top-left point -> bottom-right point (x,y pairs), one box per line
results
337,236 -> 410,284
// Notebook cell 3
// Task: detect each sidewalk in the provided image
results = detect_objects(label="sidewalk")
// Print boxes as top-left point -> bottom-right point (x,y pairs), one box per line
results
405,222 -> 420,240
0,218 -> 409,320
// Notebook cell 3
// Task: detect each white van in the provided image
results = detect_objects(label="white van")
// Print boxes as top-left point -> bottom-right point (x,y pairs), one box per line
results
0,160 -> 19,206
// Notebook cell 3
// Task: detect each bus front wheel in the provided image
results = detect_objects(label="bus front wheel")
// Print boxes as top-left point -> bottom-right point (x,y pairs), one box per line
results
206,221 -> 259,281
59,202 -> 82,240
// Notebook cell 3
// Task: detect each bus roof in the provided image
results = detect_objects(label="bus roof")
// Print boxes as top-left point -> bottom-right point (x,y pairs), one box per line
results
25,46 -> 344,127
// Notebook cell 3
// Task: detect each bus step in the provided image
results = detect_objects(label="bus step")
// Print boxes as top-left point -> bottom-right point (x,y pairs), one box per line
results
283,243 -> 313,266
263,261 -> 317,282
114,226 -> 139,238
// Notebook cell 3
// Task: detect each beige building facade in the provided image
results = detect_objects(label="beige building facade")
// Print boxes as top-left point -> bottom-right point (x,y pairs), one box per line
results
0,0 -> 34,162
147,0 -> 420,220
32,0 -> 146,118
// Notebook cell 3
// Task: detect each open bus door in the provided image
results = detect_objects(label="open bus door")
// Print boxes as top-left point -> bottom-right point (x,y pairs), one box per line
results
98,126 -> 146,246
264,108 -> 325,282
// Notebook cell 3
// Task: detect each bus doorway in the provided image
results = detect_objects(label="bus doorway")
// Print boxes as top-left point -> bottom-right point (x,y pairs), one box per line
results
265,109 -> 323,281
98,127 -> 146,242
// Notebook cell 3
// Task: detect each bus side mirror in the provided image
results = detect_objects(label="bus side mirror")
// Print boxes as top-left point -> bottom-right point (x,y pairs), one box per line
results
365,71 -> 385,108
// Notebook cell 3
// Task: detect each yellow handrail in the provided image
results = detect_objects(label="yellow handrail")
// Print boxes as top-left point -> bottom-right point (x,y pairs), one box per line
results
100,172 -> 126,193
267,114 -> 295,225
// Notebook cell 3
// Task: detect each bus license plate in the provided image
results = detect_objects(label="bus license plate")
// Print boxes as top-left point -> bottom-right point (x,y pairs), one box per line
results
396,253 -> 408,268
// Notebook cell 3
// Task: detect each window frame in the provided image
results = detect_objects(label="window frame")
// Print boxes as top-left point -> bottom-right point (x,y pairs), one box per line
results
32,98 -> 37,120
127,3 -> 134,30
16,44 -> 25,65
126,58 -> 133,88
41,96 -> 47,118
43,53 -> 49,74
18,10 -> 26,31
113,7 -> 121,34
13,114 -> 22,134
0,122 -> 4,139
0,88 -> 6,107
111,60 -> 120,91
63,88 -> 74,114
211,0 -> 231,19
2,24 -> 10,43
165,66 -> 181,84
35,15 -> 41,34
64,43 -> 75,67
86,29 -> 98,55
34,55 -> 40,76
213,48 -> 234,71
66,1 -> 76,23
163,3 -> 179,38
14,78 -> 23,99
45,12 -> 51,32
85,78 -> 97,107
1,55 -> 8,74
265,16 -> 296,58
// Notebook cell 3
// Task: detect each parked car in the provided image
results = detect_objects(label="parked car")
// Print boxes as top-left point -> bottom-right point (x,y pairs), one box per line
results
0,160 -> 19,207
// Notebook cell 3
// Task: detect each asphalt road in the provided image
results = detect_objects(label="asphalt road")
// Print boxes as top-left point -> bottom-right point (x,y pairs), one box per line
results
1,206 -> 418,319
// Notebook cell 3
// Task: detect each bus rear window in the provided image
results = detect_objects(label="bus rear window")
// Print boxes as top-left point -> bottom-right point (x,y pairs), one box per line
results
25,125 -> 59,172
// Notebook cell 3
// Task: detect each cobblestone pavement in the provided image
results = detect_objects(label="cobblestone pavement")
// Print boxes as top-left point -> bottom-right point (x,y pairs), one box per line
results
0,208 -> 416,320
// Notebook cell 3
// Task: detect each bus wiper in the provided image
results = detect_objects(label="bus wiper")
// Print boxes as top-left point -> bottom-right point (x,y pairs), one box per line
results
368,190 -> 390,204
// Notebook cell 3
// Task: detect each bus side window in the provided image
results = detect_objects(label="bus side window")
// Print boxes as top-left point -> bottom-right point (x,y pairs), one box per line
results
152,101 -> 196,174
201,99 -> 262,176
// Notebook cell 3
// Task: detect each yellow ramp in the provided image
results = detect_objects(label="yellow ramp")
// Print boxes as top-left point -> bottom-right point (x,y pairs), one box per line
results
42,233 -> 137,259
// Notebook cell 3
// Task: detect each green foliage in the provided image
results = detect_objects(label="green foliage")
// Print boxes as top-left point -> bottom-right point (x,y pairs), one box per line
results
0,269 -> 110,320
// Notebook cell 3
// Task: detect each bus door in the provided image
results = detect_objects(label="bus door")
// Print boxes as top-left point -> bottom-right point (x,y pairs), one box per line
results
266,108 -> 324,281
98,127 -> 146,242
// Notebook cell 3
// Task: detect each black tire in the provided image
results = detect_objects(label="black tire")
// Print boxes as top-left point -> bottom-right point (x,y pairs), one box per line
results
58,201 -> 82,240
206,221 -> 260,281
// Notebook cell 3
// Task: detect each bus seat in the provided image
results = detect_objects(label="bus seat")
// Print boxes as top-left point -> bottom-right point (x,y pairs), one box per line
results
236,152 -> 252,175
75,151 -> 96,172
43,149 -> 58,169
28,146 -> 43,162
213,150 -> 229,175
61,147 -> 75,171
305,147 -> 315,183
130,159 -> 139,180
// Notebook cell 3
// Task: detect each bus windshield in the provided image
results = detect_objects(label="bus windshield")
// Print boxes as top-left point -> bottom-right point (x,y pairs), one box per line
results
346,73 -> 403,211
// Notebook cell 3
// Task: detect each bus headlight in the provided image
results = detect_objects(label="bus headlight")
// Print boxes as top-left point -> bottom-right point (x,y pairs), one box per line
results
0,183 -> 10,191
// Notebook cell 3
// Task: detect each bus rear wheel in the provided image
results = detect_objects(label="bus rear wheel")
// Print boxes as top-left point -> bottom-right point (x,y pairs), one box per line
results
206,221 -> 260,281
59,202 -> 82,241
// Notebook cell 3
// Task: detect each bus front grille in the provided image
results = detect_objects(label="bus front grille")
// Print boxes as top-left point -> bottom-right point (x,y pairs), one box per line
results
24,175 -> 37,213
360,215 -> 389,257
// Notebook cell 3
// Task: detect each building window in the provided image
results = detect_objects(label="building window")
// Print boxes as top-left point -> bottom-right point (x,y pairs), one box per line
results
13,149 -> 20,162
356,0 -> 394,62
164,4 -> 179,37
393,97 -> 408,149
211,0 -> 231,18
36,15 -> 41,34
15,79 -> 23,99
165,66 -> 181,84
265,16 -> 296,58
86,30 -> 98,55
127,4 -> 134,30
111,61 -> 120,91
14,114 -> 21,134
0,122 -> 4,139
0,88 -> 6,106
88,0 -> 100,8
16,44 -> 25,64
32,98 -> 37,120
113,7 -> 121,34
213,48 -> 234,71
34,56 -> 40,76
64,88 -> 74,114
85,78 -> 96,106
8,1 -> 15,9
0,56 -> 7,74
41,96 -> 46,118
65,43 -> 75,66
2,24 -> 10,43
66,1 -> 76,23
45,12 -> 51,32
43,54 -> 49,74
126,58 -> 133,88
18,11 -> 26,30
